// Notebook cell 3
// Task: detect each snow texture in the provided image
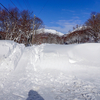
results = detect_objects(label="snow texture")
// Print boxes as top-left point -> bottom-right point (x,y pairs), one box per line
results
0,40 -> 100,100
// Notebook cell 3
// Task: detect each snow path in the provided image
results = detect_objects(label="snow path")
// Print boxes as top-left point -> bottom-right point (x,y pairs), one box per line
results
0,42 -> 100,100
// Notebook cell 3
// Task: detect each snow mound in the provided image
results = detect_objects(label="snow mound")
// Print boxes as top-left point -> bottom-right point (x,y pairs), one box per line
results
36,28 -> 64,36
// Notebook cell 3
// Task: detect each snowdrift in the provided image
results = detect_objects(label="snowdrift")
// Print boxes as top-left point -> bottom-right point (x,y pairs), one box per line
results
0,40 -> 25,69
38,43 -> 100,70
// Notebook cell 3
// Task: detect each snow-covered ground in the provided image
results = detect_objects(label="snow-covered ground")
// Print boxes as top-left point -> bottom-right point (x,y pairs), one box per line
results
0,40 -> 100,100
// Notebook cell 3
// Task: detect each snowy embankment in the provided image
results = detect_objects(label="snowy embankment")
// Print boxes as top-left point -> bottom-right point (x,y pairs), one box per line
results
0,40 -> 24,83
0,40 -> 100,100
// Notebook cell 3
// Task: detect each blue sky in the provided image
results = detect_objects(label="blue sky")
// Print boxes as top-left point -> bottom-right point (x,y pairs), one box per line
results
1,0 -> 100,34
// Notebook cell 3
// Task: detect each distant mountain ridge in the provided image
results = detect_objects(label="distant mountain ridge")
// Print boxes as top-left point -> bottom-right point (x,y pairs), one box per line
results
36,28 -> 64,36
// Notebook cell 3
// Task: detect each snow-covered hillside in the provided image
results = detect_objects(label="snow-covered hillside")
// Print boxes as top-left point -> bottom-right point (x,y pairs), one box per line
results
36,28 -> 64,36
0,40 -> 100,100
71,26 -> 91,33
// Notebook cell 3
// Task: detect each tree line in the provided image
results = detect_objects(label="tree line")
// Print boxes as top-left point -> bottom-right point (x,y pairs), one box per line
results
0,7 -> 100,45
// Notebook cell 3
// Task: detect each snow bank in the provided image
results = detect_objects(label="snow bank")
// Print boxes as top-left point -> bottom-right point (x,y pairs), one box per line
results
0,40 -> 25,68
0,40 -> 25,85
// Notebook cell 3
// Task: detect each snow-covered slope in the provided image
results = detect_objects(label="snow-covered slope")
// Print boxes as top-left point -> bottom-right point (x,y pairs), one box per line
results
0,40 -> 100,100
71,26 -> 91,33
36,28 -> 64,36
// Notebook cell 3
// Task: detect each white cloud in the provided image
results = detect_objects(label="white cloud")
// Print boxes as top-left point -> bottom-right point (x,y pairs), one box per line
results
46,19 -> 82,34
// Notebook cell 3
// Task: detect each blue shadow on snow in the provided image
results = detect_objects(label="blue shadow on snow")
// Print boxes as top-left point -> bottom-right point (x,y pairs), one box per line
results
26,90 -> 44,100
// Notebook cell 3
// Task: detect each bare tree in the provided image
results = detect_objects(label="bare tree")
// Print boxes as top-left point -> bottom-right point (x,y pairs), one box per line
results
85,12 -> 100,42
19,10 -> 33,45
31,16 -> 44,45
0,7 -> 44,46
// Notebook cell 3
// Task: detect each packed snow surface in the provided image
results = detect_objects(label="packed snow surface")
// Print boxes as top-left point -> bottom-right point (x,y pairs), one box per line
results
0,40 -> 100,100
